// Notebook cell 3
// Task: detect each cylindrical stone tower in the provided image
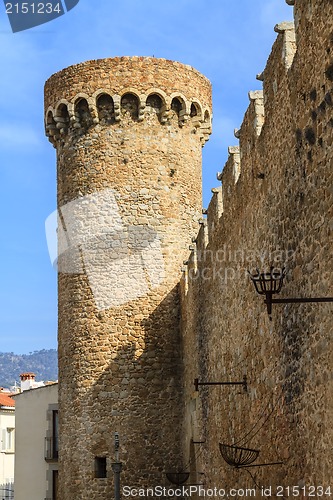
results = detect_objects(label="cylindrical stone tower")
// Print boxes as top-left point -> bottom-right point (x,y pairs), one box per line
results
45,57 -> 212,499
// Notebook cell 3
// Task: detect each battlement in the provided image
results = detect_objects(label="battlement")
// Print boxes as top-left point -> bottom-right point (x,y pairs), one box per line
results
182,0 -> 333,280
45,87 -> 212,147
180,1 -> 333,489
233,21 -> 295,167
206,187 -> 223,241
44,56 -> 212,147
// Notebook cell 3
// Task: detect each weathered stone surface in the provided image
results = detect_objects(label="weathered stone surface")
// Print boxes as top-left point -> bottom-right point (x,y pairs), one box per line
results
45,57 -> 211,499
181,0 -> 333,491
45,2 -> 333,496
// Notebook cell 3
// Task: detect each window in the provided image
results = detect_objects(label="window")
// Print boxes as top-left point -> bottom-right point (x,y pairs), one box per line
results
2,478 -> 14,499
1,428 -> 14,452
6,428 -> 14,451
52,470 -> 59,500
45,409 -> 59,461
146,94 -> 163,113
121,93 -> 139,119
53,410 -> 59,459
97,94 -> 114,124
95,457 -> 107,478
74,98 -> 93,129
171,97 -> 182,114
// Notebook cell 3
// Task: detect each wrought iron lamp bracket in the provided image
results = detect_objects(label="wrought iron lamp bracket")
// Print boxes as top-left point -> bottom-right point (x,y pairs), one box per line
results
219,443 -> 283,469
249,267 -> 333,317
194,375 -> 247,393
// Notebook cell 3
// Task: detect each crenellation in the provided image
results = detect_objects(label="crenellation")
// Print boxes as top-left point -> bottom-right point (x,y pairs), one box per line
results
274,21 -> 296,70
215,144 -> 244,226
228,145 -> 241,182
290,1 -> 331,57
248,90 -> 265,136
256,71 -> 264,82
186,241 -> 198,278
45,86 -> 210,146
195,219 -> 208,254
234,90 -> 264,163
218,155 -> 237,218
206,186 -> 223,241
257,32 -> 293,140
181,1 -> 332,489
233,127 -> 240,138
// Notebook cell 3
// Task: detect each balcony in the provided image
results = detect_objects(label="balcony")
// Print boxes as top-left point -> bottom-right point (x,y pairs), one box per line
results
45,436 -> 58,461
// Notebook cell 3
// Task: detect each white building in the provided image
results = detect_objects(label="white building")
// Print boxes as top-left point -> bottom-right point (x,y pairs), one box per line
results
13,374 -> 58,500
0,392 -> 15,500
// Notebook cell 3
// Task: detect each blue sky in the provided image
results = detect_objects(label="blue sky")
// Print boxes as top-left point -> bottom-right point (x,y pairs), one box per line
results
0,0 -> 293,354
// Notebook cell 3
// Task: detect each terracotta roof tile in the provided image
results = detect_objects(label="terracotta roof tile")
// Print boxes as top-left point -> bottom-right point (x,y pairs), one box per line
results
0,394 -> 15,407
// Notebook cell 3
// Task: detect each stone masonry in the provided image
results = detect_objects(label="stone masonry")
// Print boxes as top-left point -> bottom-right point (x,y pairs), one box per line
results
180,0 -> 332,494
45,57 -> 212,499
45,0 -> 332,497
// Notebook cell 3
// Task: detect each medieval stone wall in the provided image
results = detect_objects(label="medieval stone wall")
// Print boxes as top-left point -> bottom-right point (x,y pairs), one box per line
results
45,57 -> 212,499
181,0 -> 333,493
44,0 -> 333,496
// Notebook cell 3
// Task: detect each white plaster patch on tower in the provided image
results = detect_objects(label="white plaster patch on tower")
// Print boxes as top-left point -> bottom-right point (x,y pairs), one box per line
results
45,188 -> 165,309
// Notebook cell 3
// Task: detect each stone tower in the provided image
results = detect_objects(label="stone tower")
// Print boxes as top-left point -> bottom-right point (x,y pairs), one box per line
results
44,57 -> 211,499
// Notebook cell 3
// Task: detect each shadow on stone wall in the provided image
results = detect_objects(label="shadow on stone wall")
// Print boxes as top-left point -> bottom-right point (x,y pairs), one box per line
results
87,283 -> 185,489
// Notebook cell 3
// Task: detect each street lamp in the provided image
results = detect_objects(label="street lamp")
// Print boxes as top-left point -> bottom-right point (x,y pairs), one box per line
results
112,432 -> 122,500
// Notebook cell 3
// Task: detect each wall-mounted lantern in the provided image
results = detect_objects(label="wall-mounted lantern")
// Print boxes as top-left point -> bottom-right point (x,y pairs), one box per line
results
249,267 -> 333,317
165,472 -> 190,485
219,443 -> 283,469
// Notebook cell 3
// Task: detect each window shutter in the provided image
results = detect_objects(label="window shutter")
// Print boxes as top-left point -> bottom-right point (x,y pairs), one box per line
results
1,428 -> 6,451
46,409 -> 53,422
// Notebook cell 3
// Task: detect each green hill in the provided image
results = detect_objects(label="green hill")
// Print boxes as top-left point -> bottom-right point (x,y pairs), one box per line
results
0,349 -> 58,388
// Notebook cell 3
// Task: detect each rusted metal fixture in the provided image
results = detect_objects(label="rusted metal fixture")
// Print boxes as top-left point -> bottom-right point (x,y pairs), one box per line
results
219,443 -> 283,469
194,375 -> 247,393
165,472 -> 190,485
249,267 -> 333,317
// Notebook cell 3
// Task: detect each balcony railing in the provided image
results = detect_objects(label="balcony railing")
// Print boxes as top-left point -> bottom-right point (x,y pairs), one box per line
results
45,436 -> 58,461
